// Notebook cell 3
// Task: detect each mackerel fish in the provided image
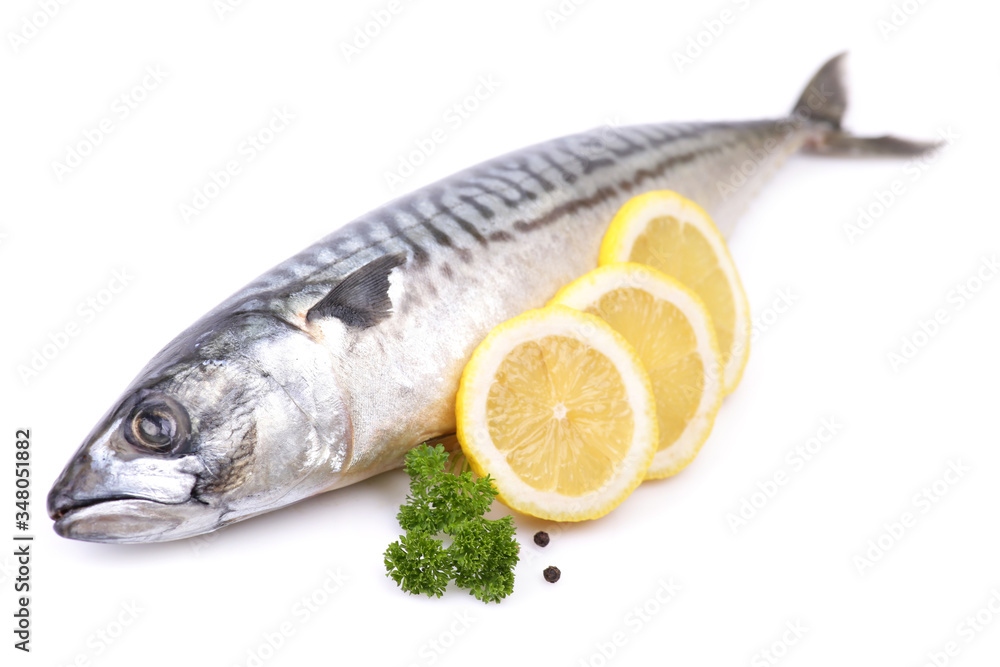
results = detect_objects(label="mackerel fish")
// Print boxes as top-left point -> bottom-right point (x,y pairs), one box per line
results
48,54 -> 936,542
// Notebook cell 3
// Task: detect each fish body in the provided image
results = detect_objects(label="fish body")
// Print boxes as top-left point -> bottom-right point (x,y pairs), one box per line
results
48,54 -> 935,542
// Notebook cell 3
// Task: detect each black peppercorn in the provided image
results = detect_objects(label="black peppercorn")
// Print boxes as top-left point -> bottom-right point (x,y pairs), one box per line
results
543,566 -> 561,583
533,531 -> 550,547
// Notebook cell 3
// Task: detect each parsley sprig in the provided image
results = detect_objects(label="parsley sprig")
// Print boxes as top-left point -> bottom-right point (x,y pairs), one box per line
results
384,444 -> 519,603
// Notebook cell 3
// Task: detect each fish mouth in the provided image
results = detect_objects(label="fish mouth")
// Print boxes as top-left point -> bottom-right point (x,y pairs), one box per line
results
49,494 -> 213,544
48,494 -> 179,522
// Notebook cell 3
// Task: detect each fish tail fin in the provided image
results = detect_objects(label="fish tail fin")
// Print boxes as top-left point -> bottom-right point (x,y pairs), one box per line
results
793,52 -> 940,156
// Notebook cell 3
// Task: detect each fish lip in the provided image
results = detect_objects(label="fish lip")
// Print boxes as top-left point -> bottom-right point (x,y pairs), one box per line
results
48,492 -> 191,522
51,497 -> 209,544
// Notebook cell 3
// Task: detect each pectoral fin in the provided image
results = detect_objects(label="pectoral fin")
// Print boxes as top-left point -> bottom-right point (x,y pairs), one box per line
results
306,253 -> 406,328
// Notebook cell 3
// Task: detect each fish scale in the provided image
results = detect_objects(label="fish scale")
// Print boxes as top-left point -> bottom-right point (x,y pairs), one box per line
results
47,54 -> 939,542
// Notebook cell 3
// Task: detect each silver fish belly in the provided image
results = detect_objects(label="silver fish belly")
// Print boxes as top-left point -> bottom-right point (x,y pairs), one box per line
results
47,54 -> 936,542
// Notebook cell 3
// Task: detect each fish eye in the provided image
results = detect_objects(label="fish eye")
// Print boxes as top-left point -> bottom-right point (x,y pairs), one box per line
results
134,409 -> 174,447
122,394 -> 190,455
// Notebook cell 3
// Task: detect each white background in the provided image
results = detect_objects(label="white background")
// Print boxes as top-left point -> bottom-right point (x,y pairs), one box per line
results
2,1 -> 998,666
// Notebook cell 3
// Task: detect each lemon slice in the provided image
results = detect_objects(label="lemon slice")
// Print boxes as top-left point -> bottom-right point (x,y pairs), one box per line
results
456,305 -> 657,521
550,264 -> 723,478
600,190 -> 750,394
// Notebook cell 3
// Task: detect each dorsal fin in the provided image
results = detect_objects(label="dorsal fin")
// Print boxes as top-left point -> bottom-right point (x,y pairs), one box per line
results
305,253 -> 405,328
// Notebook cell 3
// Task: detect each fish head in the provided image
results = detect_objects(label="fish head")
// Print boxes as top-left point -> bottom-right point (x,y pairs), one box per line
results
48,312 -> 352,543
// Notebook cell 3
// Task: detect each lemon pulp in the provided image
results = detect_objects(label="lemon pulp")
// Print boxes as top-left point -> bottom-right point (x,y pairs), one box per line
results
486,335 -> 633,496
628,216 -> 737,373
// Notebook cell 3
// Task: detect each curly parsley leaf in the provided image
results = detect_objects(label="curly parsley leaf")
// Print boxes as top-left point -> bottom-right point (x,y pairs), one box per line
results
384,444 -> 519,603
450,515 -> 519,603
384,532 -> 452,598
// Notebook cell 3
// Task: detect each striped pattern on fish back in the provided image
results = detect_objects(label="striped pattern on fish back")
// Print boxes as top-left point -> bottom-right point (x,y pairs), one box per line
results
218,118 -> 797,320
